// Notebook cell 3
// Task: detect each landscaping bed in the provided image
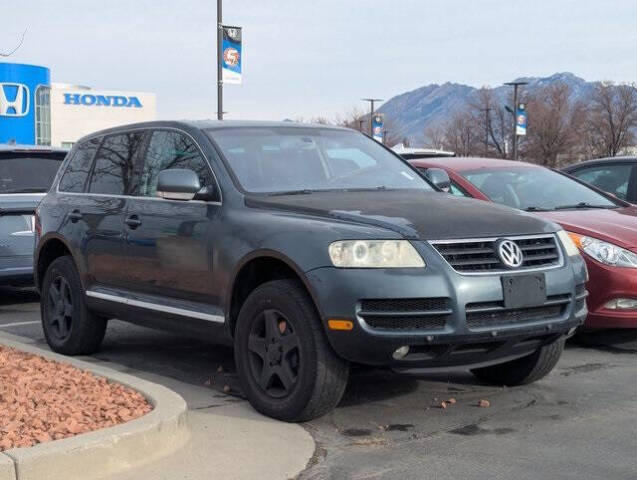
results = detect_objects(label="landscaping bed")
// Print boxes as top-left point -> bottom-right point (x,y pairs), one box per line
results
0,345 -> 152,451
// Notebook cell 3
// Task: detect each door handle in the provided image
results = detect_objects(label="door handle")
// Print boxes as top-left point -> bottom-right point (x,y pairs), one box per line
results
68,210 -> 82,222
125,215 -> 142,229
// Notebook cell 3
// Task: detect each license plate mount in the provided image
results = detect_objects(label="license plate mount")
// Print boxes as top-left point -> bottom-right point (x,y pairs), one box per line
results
501,273 -> 547,309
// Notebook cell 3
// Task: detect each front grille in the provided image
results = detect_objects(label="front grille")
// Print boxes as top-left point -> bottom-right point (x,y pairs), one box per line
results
358,298 -> 451,331
465,293 -> 570,329
430,235 -> 561,273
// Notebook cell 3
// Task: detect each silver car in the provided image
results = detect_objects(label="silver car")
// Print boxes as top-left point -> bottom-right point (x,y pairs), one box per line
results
1,144 -> 67,286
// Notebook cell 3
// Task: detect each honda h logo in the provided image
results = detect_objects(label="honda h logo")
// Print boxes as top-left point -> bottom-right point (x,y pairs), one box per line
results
497,239 -> 524,268
0,83 -> 30,117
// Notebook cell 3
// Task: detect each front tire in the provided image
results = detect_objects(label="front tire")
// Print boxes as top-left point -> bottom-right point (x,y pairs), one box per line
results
41,256 -> 106,355
471,338 -> 565,386
234,279 -> 349,422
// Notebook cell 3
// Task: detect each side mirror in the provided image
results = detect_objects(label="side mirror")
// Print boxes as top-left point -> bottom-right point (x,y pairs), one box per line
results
425,168 -> 451,193
156,169 -> 201,201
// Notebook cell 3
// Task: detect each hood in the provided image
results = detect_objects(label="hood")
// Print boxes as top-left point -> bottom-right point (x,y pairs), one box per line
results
246,190 -> 556,240
0,193 -> 44,215
540,206 -> 637,249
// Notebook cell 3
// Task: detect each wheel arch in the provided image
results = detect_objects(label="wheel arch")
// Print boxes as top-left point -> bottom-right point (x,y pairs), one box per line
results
226,250 -> 323,338
35,234 -> 76,293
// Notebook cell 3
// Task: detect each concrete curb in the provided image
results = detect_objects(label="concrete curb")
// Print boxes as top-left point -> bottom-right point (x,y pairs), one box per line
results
0,333 -> 190,480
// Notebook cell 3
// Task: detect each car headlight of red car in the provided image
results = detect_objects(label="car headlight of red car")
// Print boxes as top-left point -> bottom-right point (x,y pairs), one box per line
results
567,232 -> 637,268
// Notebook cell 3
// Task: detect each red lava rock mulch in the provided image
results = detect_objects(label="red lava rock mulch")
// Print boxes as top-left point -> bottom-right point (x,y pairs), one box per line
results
0,345 -> 152,451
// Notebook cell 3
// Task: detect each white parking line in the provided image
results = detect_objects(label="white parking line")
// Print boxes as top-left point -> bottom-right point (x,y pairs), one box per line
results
0,321 -> 40,328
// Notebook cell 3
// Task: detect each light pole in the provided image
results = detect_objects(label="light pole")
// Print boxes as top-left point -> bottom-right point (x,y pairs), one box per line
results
361,98 -> 383,136
217,0 -> 223,120
483,107 -> 490,157
504,81 -> 527,160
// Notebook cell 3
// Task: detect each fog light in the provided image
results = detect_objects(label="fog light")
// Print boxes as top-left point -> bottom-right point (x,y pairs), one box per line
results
392,346 -> 410,360
604,298 -> 637,310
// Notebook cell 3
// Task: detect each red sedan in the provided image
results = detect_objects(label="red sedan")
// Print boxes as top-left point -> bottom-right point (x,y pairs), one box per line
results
409,156 -> 637,329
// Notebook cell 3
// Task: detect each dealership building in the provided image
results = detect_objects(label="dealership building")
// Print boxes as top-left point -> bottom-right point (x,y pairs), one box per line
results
0,62 -> 156,148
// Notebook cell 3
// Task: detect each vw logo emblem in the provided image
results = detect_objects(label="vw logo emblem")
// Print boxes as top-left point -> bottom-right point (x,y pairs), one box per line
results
497,239 -> 523,268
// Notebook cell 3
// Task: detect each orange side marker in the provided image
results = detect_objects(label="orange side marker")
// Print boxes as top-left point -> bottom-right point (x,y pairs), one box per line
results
328,319 -> 354,331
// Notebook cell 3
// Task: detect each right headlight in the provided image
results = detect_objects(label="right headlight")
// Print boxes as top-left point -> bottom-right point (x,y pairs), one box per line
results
567,232 -> 637,268
328,240 -> 425,268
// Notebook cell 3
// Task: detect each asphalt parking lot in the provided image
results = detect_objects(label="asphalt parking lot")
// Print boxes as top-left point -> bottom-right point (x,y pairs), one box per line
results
2,287 -> 636,479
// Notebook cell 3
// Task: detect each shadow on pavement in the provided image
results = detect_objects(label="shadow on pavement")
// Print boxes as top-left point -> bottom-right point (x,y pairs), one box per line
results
0,287 -> 39,305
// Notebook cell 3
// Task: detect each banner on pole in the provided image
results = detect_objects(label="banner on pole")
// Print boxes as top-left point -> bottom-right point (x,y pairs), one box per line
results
372,113 -> 384,143
222,26 -> 242,85
515,103 -> 527,136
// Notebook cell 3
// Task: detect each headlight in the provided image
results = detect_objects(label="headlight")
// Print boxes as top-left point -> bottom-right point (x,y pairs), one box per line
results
556,230 -> 580,257
328,240 -> 425,268
567,232 -> 637,268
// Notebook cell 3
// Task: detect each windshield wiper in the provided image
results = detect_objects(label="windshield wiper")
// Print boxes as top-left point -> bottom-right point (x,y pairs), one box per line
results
267,189 -> 315,196
524,206 -> 551,212
553,202 -> 616,210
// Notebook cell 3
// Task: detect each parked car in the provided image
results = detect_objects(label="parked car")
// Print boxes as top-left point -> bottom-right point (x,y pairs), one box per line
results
0,144 -> 67,286
409,156 -> 637,330
35,121 -> 587,421
563,157 -> 637,203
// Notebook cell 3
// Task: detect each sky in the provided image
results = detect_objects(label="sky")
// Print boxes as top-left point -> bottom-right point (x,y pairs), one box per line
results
3,0 -> 637,121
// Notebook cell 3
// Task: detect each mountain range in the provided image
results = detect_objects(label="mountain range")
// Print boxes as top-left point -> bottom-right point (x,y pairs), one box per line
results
376,72 -> 597,144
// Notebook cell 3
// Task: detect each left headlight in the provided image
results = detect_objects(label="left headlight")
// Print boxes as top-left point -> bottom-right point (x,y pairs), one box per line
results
328,240 -> 425,268
556,230 -> 580,258
567,232 -> 637,268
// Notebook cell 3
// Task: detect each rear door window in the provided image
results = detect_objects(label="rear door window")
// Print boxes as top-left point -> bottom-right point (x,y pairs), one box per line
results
88,132 -> 145,195
59,139 -> 100,193
572,164 -> 632,200
138,130 -> 214,197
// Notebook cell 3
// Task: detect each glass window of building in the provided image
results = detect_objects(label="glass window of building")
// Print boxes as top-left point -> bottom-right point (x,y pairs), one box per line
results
35,86 -> 51,146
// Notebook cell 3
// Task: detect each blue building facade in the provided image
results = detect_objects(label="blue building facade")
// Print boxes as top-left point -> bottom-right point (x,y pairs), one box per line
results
0,63 -> 51,145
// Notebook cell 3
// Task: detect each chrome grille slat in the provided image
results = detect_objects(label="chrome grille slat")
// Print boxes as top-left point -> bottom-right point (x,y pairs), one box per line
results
429,234 -> 562,274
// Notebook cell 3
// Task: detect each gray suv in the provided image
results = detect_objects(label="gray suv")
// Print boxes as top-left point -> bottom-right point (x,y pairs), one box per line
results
1,145 -> 66,286
35,121 -> 588,421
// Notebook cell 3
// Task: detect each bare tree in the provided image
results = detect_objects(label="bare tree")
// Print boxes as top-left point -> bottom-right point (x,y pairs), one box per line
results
469,87 -> 510,158
1,29 -> 27,57
585,81 -> 637,157
522,82 -> 586,166
422,124 -> 445,149
334,107 -> 366,131
442,112 -> 478,156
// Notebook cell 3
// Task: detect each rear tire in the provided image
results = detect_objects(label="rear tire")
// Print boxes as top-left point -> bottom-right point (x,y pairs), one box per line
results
471,338 -> 565,386
41,256 -> 106,355
234,279 -> 349,422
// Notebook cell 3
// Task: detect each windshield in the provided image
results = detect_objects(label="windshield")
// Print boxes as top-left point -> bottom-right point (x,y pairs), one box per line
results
0,154 -> 65,194
461,167 -> 618,211
206,127 -> 432,193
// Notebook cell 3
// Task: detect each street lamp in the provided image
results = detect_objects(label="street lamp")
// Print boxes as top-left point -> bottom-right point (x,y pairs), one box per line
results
361,98 -> 383,137
504,81 -> 528,160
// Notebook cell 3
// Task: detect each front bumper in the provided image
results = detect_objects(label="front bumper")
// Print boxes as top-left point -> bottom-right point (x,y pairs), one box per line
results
583,257 -> 637,329
306,250 -> 588,368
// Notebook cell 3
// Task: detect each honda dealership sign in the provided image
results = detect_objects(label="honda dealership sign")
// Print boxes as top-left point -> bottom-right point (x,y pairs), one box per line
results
222,26 -> 242,84
0,83 -> 30,117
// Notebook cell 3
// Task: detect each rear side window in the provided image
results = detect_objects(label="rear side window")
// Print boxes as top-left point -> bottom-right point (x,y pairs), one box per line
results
571,164 -> 632,200
88,132 -> 145,195
59,139 -> 100,193
138,130 -> 214,197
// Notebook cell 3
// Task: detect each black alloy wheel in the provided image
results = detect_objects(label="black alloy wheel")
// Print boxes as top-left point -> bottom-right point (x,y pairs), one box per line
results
46,276 -> 74,341
247,309 -> 301,398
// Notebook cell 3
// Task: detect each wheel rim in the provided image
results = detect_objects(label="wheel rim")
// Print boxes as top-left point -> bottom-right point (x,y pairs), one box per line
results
247,309 -> 301,399
47,276 -> 73,341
